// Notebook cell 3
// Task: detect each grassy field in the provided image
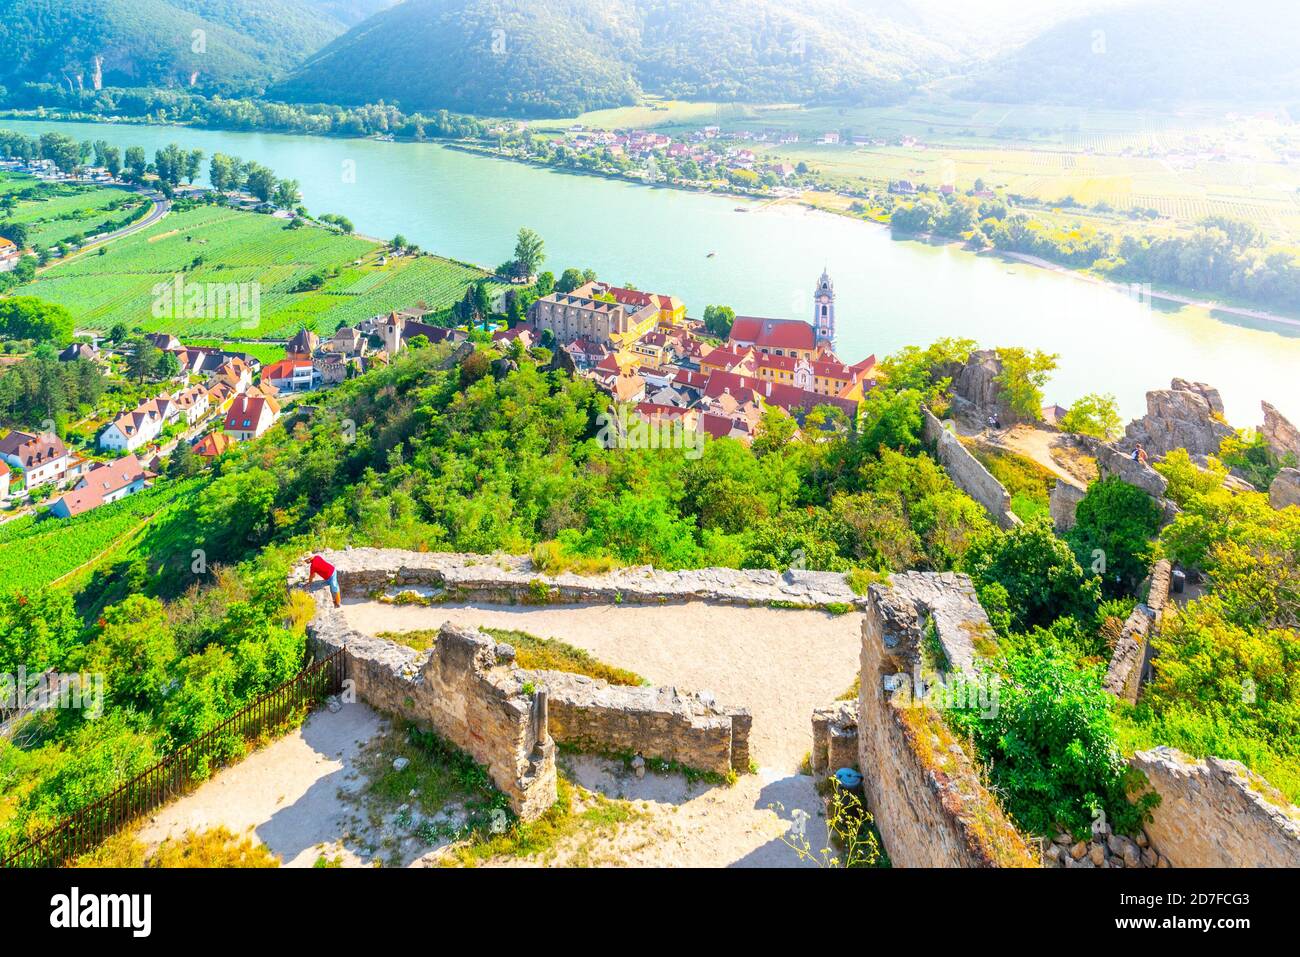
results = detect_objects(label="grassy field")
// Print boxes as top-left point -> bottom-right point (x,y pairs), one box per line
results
1,173 -> 142,248
19,203 -> 509,340
0,477 -> 201,594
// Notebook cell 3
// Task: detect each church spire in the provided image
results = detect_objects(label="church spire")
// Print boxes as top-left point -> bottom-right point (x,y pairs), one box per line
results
814,269 -> 835,351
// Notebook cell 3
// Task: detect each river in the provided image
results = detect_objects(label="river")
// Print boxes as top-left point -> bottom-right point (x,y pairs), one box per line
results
6,118 -> 1300,424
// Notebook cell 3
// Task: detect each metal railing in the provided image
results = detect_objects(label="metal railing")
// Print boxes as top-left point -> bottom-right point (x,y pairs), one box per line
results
1,649 -> 347,868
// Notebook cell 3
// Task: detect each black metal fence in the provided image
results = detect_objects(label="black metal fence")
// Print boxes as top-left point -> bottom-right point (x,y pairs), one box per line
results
1,649 -> 347,868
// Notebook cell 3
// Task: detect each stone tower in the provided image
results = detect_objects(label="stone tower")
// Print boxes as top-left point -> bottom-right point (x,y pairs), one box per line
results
379,312 -> 404,355
813,269 -> 835,350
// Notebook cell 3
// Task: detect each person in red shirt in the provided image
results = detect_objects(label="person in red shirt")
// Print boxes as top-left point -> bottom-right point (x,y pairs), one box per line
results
306,554 -> 341,607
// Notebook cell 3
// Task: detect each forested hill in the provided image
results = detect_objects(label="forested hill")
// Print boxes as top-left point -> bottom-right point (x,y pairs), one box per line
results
269,0 -> 969,117
960,0 -> 1300,107
0,0 -> 363,95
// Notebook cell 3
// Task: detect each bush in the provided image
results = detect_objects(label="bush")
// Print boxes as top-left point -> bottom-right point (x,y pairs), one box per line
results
1068,477 -> 1161,597
948,647 -> 1158,838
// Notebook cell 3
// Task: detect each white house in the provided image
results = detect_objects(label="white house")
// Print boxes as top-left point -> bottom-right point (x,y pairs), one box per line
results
49,454 -> 150,518
0,431 -> 70,490
223,394 -> 278,442
99,396 -> 180,452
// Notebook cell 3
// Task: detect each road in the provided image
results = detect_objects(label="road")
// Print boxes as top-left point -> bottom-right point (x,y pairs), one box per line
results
36,186 -> 172,272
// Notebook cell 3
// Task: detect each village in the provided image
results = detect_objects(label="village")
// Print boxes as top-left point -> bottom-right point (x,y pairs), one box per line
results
0,268 -> 881,524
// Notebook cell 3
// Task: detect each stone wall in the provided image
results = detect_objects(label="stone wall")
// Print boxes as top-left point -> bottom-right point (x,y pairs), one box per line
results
1049,478 -> 1086,532
1103,559 -> 1172,703
539,671 -> 751,776
1132,747 -> 1300,867
857,572 -> 1036,867
922,409 -> 1020,530
810,701 -> 858,776
300,547 -> 861,609
305,587 -> 558,820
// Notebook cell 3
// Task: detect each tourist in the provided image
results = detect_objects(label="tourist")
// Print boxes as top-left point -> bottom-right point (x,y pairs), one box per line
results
1132,443 -> 1148,465
306,553 -> 342,607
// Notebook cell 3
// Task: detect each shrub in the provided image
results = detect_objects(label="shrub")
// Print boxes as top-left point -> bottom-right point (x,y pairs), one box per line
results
1068,476 -> 1161,597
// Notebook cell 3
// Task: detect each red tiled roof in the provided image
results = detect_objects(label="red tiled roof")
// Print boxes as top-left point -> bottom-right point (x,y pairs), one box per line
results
728,316 -> 816,351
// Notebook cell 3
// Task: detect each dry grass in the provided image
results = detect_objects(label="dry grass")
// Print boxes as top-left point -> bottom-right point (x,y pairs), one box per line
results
76,826 -> 280,868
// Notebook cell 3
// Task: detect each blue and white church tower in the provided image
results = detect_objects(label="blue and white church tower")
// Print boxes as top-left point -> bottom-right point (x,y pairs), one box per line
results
813,268 -> 835,351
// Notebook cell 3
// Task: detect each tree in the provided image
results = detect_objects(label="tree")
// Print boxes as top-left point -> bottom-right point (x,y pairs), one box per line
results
85,596 -> 177,711
512,227 -> 545,278
209,153 -> 244,193
38,132 -> 80,173
0,589 -> 81,675
273,179 -> 301,210
962,518 -> 1101,634
244,164 -> 277,203
124,146 -> 148,180
102,144 -> 122,178
535,271 -> 555,296
126,336 -> 160,384
556,267 -> 587,293
155,349 -> 182,380
1068,477 -> 1161,596
702,304 -> 735,339
995,347 -> 1058,420
1061,393 -> 1122,440
0,297 -> 74,344
153,143 -> 188,187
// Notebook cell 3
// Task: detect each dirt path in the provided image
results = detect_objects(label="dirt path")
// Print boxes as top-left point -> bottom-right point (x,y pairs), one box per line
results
136,704 -> 386,867
342,600 -> 863,770
954,416 -> 1093,488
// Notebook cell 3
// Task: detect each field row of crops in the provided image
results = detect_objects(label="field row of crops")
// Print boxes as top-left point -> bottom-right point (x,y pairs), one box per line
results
0,477 -> 202,593
23,205 -> 505,339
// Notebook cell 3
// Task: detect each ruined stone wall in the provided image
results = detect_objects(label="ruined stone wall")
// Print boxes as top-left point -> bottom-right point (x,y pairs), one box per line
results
309,547 -> 861,608
305,588 -> 558,820
922,409 -> 1020,530
540,672 -> 751,776
1132,747 -> 1300,867
857,573 -> 1036,868
296,552 -> 774,784
1103,559 -> 1172,703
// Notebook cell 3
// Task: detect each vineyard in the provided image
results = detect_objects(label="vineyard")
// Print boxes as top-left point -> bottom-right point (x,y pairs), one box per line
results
0,478 -> 200,593
1,174 -> 140,249
21,204 -> 507,340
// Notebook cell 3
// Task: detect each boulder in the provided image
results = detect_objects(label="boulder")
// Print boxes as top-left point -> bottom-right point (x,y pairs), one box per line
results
1096,443 -> 1169,499
1269,468 -> 1300,510
952,350 -> 1023,424
1124,380 -> 1235,458
1261,401 -> 1300,461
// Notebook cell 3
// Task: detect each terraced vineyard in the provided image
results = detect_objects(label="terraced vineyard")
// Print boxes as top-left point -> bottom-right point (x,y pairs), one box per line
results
22,204 -> 508,339
0,477 -> 202,593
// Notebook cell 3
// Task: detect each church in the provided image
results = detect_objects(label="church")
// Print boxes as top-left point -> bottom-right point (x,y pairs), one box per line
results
727,269 -> 838,360
725,270 -> 876,401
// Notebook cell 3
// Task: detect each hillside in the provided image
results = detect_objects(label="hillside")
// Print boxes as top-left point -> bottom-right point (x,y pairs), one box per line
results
270,0 -> 969,117
961,0 -> 1300,107
0,0 -> 359,95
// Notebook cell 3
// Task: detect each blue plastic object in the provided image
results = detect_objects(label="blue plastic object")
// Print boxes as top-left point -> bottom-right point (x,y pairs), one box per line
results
834,768 -> 863,788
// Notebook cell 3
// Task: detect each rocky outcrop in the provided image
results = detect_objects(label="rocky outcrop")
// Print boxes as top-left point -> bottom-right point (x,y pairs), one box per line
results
950,349 -> 1024,425
1124,379 -> 1235,458
1269,468 -> 1300,510
1261,401 -> 1300,461
1132,747 -> 1300,867
1049,479 -> 1086,532
1095,442 -> 1170,500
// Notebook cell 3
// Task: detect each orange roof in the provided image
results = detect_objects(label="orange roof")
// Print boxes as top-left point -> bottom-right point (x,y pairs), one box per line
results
194,432 -> 235,458
729,316 -> 816,352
